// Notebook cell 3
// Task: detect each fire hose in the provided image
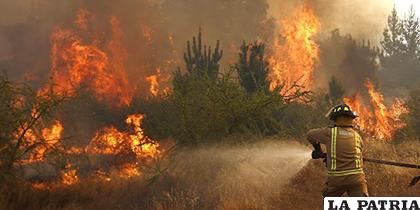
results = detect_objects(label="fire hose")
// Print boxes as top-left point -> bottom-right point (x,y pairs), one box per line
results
312,149 -> 420,186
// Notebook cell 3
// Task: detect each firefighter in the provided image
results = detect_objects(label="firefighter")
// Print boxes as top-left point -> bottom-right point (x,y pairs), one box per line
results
307,104 -> 369,197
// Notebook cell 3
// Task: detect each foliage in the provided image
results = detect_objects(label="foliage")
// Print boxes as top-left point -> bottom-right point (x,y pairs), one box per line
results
381,6 -> 405,57
173,28 -> 223,88
402,6 -> 420,59
135,96 -> 180,140
405,88 -> 420,139
0,74 -> 65,180
380,6 -> 420,89
235,42 -> 270,93
272,94 -> 330,138
170,70 -> 286,145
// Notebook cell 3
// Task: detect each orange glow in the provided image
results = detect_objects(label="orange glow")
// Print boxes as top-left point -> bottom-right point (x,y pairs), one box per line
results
344,80 -> 408,140
146,74 -> 159,96
119,163 -> 141,178
61,163 -> 79,185
87,114 -> 160,160
269,4 -> 320,93
74,9 -> 90,31
142,25 -> 153,43
21,121 -> 64,163
47,9 -> 132,107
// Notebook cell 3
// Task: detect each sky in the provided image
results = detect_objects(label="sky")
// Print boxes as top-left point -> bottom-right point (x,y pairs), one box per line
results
394,0 -> 420,15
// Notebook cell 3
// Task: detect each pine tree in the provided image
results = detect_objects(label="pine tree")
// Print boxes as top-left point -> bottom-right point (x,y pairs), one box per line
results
235,42 -> 270,93
380,5 -> 420,88
402,5 -> 420,59
173,28 -> 223,92
182,27 -> 223,80
381,6 -> 404,57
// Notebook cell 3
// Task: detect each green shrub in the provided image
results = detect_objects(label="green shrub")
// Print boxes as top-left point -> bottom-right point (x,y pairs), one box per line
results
170,70 -> 286,145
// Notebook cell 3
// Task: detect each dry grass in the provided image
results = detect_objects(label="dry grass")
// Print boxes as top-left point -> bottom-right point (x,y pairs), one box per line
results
1,138 -> 419,210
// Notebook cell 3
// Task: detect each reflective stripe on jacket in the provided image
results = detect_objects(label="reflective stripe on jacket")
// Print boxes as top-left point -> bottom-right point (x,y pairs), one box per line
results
307,126 -> 364,177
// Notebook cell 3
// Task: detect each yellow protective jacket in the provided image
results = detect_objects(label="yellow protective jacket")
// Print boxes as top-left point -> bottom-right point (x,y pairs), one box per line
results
307,126 -> 364,177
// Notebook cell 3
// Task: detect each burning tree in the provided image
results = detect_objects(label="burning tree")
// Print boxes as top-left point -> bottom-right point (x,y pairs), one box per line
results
0,74 -> 67,181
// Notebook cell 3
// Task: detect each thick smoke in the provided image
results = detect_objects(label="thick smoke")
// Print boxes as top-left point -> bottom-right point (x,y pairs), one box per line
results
0,0 -> 273,87
0,0 -> 397,83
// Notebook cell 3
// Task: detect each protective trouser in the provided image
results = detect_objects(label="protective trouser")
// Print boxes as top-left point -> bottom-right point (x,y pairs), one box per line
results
323,182 -> 369,197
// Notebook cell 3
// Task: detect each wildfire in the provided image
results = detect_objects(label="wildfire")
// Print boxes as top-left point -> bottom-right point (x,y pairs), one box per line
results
119,163 -> 141,178
21,121 -> 64,163
87,114 -> 161,160
74,9 -> 90,31
25,113 -> 160,188
23,8 -> 168,189
47,9 -> 132,107
269,4 -> 320,93
344,80 -> 408,140
61,163 -> 79,185
146,73 -> 159,96
146,67 -> 172,96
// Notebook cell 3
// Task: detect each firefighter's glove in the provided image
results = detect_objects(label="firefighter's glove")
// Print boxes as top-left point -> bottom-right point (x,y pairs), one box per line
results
311,150 -> 326,160
311,143 -> 327,160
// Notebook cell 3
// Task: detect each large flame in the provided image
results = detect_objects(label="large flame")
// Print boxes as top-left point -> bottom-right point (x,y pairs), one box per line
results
87,114 -> 160,162
23,113 -> 160,187
20,121 -> 64,163
61,163 -> 79,185
269,4 -> 320,93
47,9 -> 132,107
344,80 -> 408,140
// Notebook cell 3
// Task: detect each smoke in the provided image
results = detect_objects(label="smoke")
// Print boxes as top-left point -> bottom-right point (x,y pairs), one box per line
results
267,0 -> 394,44
0,0 -> 399,87
0,0 -> 273,85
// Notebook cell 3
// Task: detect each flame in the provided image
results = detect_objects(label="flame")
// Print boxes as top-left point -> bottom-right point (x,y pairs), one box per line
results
147,67 -> 171,96
31,182 -> 49,190
269,4 -> 320,93
119,163 -> 141,178
74,9 -> 90,31
61,163 -> 79,185
87,114 -> 160,160
42,120 -> 64,145
146,74 -> 159,96
47,9 -> 132,107
21,121 -> 64,163
344,80 -> 408,140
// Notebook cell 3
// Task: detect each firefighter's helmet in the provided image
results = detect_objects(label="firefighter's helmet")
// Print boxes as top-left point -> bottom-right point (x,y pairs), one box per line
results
326,104 -> 358,121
